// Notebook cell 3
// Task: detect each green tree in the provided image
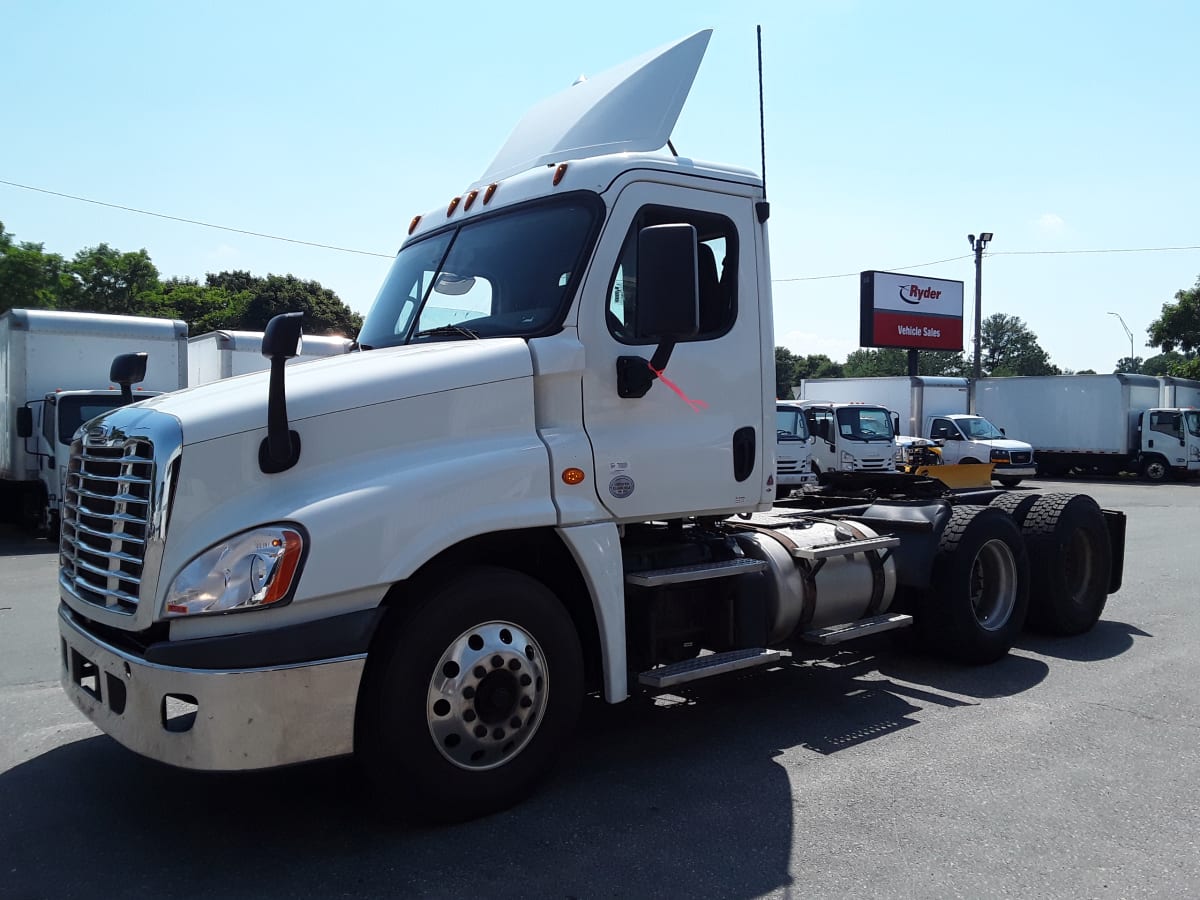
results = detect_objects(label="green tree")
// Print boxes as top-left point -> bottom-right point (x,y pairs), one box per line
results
774,346 -> 799,399
1142,351 -> 1189,375
979,313 -> 1060,376
63,243 -> 160,315
775,348 -> 843,398
141,277 -> 249,334
1147,275 -> 1200,357
1114,357 -> 1143,374
0,221 -> 69,313
210,271 -> 362,336
842,347 -> 966,377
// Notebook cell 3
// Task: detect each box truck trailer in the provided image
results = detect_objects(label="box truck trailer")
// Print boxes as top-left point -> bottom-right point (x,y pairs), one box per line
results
975,374 -> 1200,481
188,330 -> 353,386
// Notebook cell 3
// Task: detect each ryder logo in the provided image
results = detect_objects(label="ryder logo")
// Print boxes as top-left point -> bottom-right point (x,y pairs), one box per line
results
899,284 -> 943,305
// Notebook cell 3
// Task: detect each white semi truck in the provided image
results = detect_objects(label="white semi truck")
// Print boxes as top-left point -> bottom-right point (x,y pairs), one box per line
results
188,329 -> 353,387
798,376 -> 1037,487
55,31 -> 1125,823
976,373 -> 1200,481
0,309 -> 187,534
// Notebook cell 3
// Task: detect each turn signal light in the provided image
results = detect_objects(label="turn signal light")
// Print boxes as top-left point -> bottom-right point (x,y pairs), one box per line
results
408,215 -> 422,235
553,163 -> 568,186
561,468 -> 586,485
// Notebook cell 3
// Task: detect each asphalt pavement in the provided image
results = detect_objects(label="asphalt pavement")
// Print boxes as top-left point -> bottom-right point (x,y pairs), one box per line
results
2,478 -> 1198,899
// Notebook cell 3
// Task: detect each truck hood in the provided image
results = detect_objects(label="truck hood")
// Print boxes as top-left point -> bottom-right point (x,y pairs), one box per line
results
973,438 -> 1034,452
135,339 -> 534,445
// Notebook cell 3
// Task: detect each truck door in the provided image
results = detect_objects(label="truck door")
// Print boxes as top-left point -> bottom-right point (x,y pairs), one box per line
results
577,182 -> 767,520
805,407 -> 838,473
929,416 -> 963,463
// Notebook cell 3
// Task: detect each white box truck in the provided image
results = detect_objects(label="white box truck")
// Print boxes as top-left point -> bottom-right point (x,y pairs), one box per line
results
188,330 -> 353,386
774,400 -> 816,495
54,31 -> 1125,823
1,309 -> 187,533
976,373 -> 1200,481
1158,376 -> 1200,409
797,376 -> 1037,486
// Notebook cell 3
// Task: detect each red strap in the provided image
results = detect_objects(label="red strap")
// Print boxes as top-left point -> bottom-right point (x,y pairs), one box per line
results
648,363 -> 709,413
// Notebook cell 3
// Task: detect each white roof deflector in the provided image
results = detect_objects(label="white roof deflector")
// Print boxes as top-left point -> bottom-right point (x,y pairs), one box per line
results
475,30 -> 712,186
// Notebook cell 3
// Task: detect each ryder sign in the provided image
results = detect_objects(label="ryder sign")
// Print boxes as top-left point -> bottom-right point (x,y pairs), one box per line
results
859,270 -> 964,351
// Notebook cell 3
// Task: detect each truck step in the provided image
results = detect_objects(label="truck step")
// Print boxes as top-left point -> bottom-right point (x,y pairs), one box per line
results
802,613 -> 914,646
790,535 -> 900,560
638,648 -> 783,688
625,557 -> 767,587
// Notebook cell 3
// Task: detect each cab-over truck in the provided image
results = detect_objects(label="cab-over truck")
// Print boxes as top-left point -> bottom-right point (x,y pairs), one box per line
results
56,31 -> 1124,823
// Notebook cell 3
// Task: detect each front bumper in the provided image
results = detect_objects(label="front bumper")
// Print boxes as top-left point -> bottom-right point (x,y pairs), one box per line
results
59,605 -> 366,770
992,465 -> 1037,478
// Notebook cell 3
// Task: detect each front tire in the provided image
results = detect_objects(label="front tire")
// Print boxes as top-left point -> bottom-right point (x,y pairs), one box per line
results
357,566 -> 584,823
1140,456 -> 1169,482
996,476 -> 1022,488
917,505 -> 1029,664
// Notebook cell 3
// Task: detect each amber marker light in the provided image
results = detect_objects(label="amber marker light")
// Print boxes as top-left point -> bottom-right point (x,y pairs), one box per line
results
483,183 -> 498,204
553,163 -> 568,186
408,215 -> 422,235
446,196 -> 461,216
464,190 -> 479,211
562,468 -> 586,485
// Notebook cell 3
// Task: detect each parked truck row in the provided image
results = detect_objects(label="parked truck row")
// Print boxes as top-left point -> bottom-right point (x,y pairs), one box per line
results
790,374 -> 1199,486
1,310 -> 353,533
51,31 -> 1128,823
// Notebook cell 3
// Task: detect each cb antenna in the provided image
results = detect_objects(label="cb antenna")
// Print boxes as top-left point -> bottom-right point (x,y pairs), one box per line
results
756,25 -> 770,223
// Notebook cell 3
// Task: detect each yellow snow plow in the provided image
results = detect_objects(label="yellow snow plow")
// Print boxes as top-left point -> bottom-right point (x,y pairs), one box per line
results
898,439 -> 996,489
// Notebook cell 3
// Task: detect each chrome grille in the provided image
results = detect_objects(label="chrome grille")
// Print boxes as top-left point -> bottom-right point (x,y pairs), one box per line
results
60,437 -> 155,614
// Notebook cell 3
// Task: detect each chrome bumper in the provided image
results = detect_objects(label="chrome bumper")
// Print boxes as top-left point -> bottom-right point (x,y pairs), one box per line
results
59,606 -> 365,770
994,466 -> 1037,477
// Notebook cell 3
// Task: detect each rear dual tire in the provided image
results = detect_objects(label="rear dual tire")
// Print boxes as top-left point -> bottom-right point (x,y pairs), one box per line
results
918,505 -> 1029,664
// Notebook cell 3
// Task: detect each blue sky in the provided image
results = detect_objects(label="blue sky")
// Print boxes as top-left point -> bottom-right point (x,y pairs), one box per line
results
2,1 -> 1197,372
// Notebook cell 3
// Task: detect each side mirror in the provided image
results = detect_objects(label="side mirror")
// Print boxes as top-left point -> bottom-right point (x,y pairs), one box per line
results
110,352 -> 148,404
16,406 -> 33,438
1000,427 -> 1007,436
260,312 -> 304,473
633,224 -> 699,341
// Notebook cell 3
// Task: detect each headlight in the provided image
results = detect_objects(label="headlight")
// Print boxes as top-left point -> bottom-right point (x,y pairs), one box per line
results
840,450 -> 855,468
164,525 -> 306,617
990,449 -> 1010,462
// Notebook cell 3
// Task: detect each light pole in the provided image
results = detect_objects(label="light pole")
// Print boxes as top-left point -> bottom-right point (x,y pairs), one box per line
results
1108,311 -> 1136,372
967,232 -> 993,412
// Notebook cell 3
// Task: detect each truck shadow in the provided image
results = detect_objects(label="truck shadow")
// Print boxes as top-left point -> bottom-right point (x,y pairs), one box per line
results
0,640 -> 1064,900
1015,619 -> 1148,662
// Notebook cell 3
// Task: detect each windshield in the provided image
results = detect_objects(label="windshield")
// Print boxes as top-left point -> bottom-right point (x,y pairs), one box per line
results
1186,410 -> 1200,438
835,407 -> 894,442
357,193 -> 602,350
57,396 -> 130,445
776,407 -> 810,440
958,416 -> 1006,440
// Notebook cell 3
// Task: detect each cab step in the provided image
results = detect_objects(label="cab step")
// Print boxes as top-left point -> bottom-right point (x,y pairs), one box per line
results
625,557 -> 767,587
638,648 -> 783,688
802,613 -> 913,646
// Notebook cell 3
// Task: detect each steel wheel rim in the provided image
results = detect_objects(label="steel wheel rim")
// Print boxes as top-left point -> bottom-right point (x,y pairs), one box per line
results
969,538 -> 1018,631
427,621 -> 547,771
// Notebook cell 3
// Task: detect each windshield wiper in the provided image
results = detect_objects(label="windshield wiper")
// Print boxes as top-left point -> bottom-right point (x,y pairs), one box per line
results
412,325 -> 480,340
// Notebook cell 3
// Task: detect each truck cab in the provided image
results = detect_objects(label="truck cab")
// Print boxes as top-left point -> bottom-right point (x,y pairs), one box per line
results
926,413 -> 1036,487
795,400 -> 898,478
775,400 -> 817,495
1139,407 -> 1200,480
23,388 -> 159,534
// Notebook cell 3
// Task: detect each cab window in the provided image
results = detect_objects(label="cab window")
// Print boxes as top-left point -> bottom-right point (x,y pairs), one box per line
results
607,205 -> 737,343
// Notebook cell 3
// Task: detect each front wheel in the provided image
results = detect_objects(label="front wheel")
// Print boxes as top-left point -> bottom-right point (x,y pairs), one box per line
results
357,566 -> 584,823
996,476 -> 1022,488
1140,456 -> 1169,482
917,505 -> 1029,664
